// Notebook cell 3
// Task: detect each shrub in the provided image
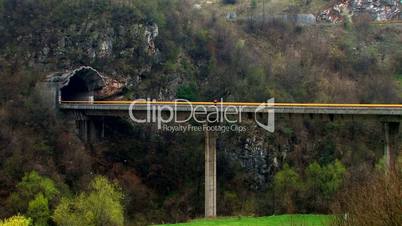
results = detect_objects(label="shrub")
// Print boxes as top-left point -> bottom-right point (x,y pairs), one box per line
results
332,173 -> 402,226
305,160 -> 346,212
0,215 -> 31,226
352,12 -> 371,34
27,194 -> 50,226
274,164 -> 302,213
53,176 -> 124,226
177,84 -> 198,101
8,171 -> 58,226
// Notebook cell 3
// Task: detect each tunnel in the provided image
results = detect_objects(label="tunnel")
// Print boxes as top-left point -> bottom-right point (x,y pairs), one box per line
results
59,67 -> 105,101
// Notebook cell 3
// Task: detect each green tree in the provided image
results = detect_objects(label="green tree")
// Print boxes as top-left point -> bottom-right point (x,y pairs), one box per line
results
321,160 -> 346,198
250,0 -> 257,9
177,84 -> 198,101
0,215 -> 31,226
374,155 -> 402,174
53,176 -> 124,226
27,194 -> 50,226
8,171 -> 58,226
274,164 -> 302,213
305,160 -> 346,211
375,156 -> 386,172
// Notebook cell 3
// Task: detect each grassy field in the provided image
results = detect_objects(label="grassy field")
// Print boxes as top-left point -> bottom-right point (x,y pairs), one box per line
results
158,214 -> 333,226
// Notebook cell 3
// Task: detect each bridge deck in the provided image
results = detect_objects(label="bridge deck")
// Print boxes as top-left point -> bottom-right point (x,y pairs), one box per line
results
59,101 -> 402,117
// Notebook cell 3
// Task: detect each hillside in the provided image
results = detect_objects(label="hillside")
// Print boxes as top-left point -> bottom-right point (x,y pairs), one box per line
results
0,0 -> 401,226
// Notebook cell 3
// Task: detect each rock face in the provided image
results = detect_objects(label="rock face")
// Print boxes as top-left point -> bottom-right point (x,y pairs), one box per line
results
45,66 -> 125,101
144,23 -> 159,55
99,39 -> 113,58
222,125 -> 288,190
46,66 -> 105,90
25,19 -> 156,76
319,0 -> 401,23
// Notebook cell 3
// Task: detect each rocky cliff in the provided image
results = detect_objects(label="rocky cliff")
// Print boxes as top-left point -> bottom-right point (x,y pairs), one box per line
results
319,0 -> 401,23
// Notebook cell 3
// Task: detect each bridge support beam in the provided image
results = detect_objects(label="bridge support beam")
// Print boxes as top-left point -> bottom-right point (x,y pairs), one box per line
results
77,120 -> 89,143
384,122 -> 400,173
77,118 -> 105,143
89,120 -> 97,142
205,129 -> 217,218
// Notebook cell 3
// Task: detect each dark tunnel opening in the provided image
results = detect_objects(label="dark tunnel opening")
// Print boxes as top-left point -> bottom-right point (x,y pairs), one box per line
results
60,75 -> 90,101
59,68 -> 105,102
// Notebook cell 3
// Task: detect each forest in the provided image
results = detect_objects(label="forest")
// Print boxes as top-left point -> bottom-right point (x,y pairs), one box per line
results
0,0 -> 401,225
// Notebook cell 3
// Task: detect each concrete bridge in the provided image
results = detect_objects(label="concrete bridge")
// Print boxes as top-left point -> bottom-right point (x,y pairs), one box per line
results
38,67 -> 402,218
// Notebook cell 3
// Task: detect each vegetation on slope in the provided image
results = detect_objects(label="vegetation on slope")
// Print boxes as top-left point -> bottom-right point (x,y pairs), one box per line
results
0,0 -> 401,225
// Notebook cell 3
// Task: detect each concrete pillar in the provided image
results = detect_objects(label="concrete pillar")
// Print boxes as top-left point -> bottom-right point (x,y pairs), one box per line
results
101,117 -> 105,139
384,122 -> 400,173
89,120 -> 97,143
36,82 -> 59,113
89,95 -> 94,104
75,117 -> 107,144
77,119 -> 103,143
205,129 -> 217,217
57,90 -> 62,105
78,120 -> 89,143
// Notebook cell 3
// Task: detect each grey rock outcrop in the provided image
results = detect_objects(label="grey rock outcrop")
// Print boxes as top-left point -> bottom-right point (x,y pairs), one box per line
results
319,0 -> 401,23
145,23 -> 159,54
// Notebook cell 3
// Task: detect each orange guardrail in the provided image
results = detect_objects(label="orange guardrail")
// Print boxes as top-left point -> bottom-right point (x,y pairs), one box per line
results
60,101 -> 402,108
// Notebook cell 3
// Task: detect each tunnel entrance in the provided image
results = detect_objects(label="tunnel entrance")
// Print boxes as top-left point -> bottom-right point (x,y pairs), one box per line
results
59,67 -> 105,102
61,75 -> 90,101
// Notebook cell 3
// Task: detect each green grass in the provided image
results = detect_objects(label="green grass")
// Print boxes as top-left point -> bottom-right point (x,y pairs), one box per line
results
157,214 -> 333,226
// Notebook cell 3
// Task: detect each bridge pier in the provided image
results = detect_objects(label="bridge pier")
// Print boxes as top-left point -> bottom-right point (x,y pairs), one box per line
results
77,120 -> 89,143
89,120 -> 98,142
383,122 -> 400,173
205,129 -> 217,218
77,118 -> 105,143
